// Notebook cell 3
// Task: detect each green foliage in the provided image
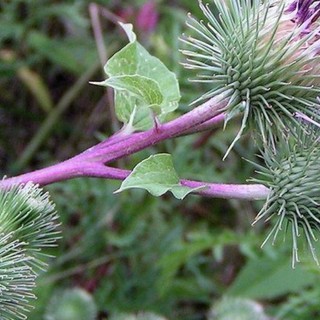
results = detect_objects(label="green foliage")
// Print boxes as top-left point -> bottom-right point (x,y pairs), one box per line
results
27,31 -> 96,75
93,23 -> 180,131
157,229 -> 247,296
276,287 -> 320,320
182,0 -> 320,145
116,153 -> 203,199
0,0 -> 95,76
3,1 -> 320,320
228,253 -> 316,299
0,183 -> 60,319
0,0 -> 100,172
43,178 -> 243,318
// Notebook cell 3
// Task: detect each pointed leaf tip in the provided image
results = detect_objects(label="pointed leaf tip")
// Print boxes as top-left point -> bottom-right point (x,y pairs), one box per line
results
119,22 -> 136,43
98,24 -> 180,131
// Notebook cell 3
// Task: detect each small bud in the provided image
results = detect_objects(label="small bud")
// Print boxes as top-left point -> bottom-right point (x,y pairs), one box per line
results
252,126 -> 320,266
182,0 -> 320,146
0,182 -> 60,270
0,233 -> 36,320
0,182 -> 61,318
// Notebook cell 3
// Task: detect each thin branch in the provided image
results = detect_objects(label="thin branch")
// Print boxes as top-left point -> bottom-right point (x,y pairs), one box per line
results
1,160 -> 270,200
79,92 -> 231,163
93,112 -> 226,150
181,112 -> 225,135
1,92 -> 232,190
80,164 -> 270,200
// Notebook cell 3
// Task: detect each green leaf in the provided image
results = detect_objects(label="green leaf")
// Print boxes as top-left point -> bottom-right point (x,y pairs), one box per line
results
115,154 -> 202,200
157,233 -> 216,295
104,75 -> 163,114
227,255 -> 317,299
93,23 -> 180,130
157,230 -> 243,295
114,92 -> 152,131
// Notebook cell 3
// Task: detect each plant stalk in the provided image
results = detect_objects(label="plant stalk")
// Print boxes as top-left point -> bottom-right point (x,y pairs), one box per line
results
0,91 -> 268,201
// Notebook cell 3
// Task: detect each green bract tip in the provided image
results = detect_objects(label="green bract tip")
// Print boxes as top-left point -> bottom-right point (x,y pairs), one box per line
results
0,183 -> 61,319
252,127 -> 320,267
0,182 -> 60,270
0,233 -> 36,320
182,0 -> 320,147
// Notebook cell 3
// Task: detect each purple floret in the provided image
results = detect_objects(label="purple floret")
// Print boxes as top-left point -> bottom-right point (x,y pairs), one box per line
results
286,0 -> 320,29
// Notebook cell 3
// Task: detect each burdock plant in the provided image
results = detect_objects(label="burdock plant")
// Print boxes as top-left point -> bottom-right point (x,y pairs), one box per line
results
0,183 -> 60,319
181,0 -> 320,265
253,125 -> 320,266
1,0 -> 320,318
182,0 -> 320,149
0,234 -> 36,320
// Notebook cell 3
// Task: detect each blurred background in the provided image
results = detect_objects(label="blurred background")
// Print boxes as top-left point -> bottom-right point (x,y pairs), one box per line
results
1,1 -> 320,319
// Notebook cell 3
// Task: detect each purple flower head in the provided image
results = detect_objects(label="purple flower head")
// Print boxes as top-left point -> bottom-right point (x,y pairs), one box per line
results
286,0 -> 320,31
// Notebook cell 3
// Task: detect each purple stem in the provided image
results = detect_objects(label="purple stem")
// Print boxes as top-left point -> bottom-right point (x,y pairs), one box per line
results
2,93 -> 228,188
78,92 -> 230,163
0,161 -> 269,201
1,159 -> 88,187
101,112 -> 226,149
181,112 -> 226,135
69,163 -> 270,200
1,93 -> 229,187
0,91 -> 269,201
0,106 -> 221,188
0,161 -> 269,200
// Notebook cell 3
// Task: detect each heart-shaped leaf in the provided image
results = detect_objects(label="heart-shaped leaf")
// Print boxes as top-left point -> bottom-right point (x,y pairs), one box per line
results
115,154 -> 202,199
92,23 -> 180,131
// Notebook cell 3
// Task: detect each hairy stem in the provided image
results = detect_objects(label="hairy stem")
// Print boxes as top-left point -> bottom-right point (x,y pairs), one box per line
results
80,164 -> 270,200
96,112 -> 226,150
1,92 -> 237,195
78,92 -> 230,163
1,161 -> 269,201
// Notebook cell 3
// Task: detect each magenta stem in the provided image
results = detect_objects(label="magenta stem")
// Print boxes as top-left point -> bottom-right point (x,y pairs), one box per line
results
82,164 -> 270,200
1,159 -> 87,187
78,93 -> 230,163
100,112 -> 226,149
0,91 -> 270,201
2,93 -> 229,188
1,161 -> 269,200
182,112 -> 226,135
85,164 -> 271,200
